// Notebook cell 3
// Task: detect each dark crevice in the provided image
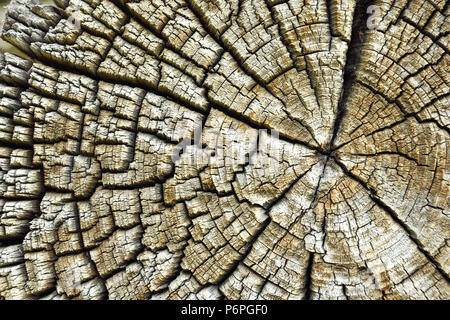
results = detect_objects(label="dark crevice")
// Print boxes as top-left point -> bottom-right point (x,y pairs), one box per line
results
327,0 -> 374,153
368,193 -> 450,284
31,51 -> 208,116
209,101 -> 324,155
264,159 -> 323,215
303,252 -> 314,300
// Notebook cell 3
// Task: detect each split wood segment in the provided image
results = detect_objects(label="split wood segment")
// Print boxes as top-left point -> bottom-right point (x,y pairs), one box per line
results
0,0 -> 448,299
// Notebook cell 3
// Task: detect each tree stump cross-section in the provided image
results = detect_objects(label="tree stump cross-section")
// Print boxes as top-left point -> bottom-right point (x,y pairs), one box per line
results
0,0 -> 448,300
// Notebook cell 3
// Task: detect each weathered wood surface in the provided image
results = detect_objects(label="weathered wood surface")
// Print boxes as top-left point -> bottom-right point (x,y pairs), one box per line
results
0,0 -> 449,300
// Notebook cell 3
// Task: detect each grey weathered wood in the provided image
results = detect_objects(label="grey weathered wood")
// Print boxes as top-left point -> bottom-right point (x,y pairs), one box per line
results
0,0 -> 448,300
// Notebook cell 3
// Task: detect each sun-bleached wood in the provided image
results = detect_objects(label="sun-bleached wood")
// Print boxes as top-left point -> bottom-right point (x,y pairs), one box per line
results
0,0 -> 448,300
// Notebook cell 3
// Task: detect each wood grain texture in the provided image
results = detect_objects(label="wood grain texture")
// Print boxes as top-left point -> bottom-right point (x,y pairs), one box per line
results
0,0 -> 448,300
